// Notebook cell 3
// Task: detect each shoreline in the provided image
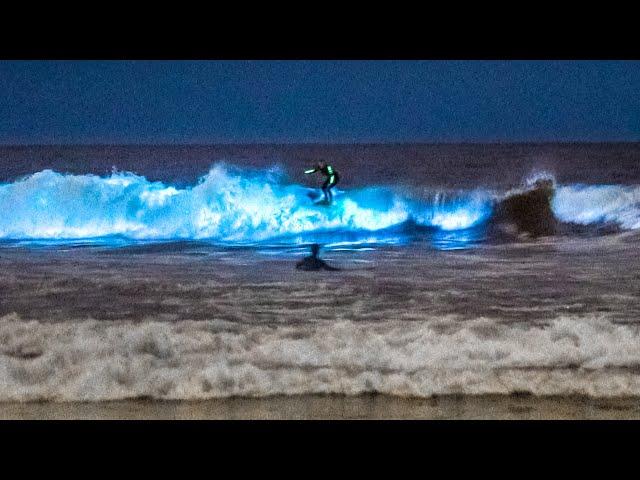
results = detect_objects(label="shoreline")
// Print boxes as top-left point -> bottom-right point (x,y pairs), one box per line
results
2,394 -> 640,420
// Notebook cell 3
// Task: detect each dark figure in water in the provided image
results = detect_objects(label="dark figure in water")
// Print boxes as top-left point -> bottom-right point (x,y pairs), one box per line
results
305,161 -> 340,203
296,244 -> 340,271
492,178 -> 557,237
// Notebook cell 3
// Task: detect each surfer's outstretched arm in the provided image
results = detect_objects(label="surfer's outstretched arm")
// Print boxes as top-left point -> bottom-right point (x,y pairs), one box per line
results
304,168 -> 318,174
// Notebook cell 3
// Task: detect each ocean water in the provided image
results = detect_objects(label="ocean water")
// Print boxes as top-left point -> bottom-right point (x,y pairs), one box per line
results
0,144 -> 639,401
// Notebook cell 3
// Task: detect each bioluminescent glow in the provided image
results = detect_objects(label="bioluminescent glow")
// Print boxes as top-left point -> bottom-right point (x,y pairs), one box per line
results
0,165 -> 495,244
2,165 -> 639,247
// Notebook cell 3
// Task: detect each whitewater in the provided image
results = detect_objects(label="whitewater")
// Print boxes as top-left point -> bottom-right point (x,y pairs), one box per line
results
1,163 -> 640,245
0,165 -> 492,242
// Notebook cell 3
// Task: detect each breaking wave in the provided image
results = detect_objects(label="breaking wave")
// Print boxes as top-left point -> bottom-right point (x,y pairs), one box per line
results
0,165 -> 492,242
553,184 -> 640,230
1,164 -> 639,244
2,313 -> 640,401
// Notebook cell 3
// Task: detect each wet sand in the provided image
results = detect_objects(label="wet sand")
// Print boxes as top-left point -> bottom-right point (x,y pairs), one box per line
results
2,394 -> 640,420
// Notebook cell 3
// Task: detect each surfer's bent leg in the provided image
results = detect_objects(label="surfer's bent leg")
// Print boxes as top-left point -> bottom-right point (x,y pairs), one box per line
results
322,178 -> 331,202
327,174 -> 338,202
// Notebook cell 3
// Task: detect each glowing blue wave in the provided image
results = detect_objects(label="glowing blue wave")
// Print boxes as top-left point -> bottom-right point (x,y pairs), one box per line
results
0,165 -> 493,243
2,166 -> 638,245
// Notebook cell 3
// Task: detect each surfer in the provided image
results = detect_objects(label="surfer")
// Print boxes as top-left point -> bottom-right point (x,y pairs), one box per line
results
304,161 -> 340,203
296,244 -> 340,271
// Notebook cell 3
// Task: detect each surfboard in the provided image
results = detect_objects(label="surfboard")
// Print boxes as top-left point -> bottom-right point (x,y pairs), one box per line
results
307,189 -> 339,206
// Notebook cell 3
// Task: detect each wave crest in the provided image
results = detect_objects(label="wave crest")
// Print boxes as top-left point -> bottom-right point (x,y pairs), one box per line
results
0,165 -> 492,242
2,165 -> 640,243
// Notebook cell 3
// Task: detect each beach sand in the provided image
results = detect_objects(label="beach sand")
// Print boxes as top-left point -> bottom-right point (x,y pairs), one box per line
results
2,394 -> 640,420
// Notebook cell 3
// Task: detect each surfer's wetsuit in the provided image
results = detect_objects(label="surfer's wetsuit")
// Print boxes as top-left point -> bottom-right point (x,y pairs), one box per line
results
305,164 -> 340,203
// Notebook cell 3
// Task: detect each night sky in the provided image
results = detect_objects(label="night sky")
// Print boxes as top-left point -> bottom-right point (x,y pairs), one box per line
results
1,60 -> 639,144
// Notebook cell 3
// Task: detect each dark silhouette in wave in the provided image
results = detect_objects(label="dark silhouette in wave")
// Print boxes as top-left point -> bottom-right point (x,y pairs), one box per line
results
488,178 -> 623,239
490,179 -> 557,237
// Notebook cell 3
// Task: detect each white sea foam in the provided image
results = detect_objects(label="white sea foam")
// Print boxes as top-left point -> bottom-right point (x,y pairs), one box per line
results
1,313 -> 639,401
0,166 -> 492,242
2,166 -> 640,244
553,184 -> 640,229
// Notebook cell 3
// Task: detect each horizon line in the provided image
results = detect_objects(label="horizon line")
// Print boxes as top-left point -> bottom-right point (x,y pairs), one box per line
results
1,140 -> 640,147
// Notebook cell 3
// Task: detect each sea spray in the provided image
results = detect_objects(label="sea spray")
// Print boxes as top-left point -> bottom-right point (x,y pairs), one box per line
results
0,164 -> 492,242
